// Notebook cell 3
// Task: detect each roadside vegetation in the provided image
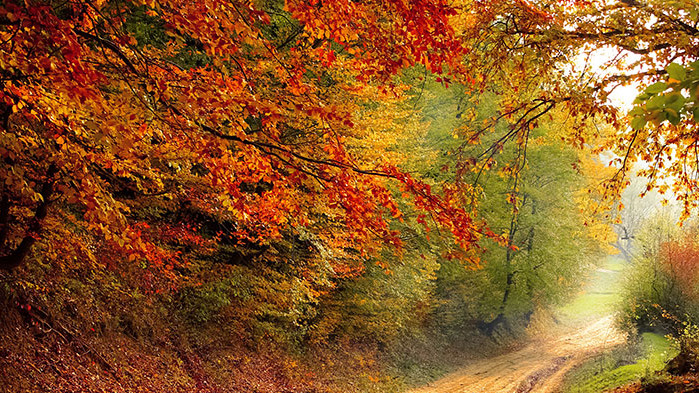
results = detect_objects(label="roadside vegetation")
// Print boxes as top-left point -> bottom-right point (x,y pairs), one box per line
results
2,1 -> 699,392
556,258 -> 677,393
563,333 -> 676,393
559,212 -> 699,393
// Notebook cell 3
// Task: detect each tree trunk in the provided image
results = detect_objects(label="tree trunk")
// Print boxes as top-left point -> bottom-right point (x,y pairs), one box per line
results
0,193 -> 10,247
482,202 -> 520,335
0,165 -> 57,270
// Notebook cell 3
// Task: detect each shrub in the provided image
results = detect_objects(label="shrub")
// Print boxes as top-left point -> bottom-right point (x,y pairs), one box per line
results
617,215 -> 698,336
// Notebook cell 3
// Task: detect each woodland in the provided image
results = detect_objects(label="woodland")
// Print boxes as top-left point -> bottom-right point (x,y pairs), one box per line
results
1,0 -> 699,392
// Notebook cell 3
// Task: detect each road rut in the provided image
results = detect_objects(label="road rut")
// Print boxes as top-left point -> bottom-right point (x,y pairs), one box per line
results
409,315 -> 624,393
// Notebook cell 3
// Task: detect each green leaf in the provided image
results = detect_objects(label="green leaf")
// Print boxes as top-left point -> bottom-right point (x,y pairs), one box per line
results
665,92 -> 685,111
646,95 -> 665,110
666,108 -> 680,125
634,93 -> 651,104
645,82 -> 667,94
628,107 -> 645,116
646,110 -> 660,124
630,116 -> 647,130
666,63 -> 686,81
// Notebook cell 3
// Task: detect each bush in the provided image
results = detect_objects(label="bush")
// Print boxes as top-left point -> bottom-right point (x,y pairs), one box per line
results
617,215 -> 699,336
177,280 -> 233,324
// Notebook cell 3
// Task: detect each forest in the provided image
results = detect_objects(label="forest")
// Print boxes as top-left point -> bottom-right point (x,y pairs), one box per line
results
1,0 -> 699,392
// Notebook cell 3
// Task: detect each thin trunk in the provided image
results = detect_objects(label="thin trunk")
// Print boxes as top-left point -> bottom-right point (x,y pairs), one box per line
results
524,196 -> 537,313
497,212 -> 518,317
483,200 -> 520,335
0,192 -> 10,247
526,197 -> 535,252
0,165 -> 57,270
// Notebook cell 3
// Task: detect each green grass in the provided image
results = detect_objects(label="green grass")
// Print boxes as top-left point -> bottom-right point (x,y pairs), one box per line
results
562,333 -> 678,393
559,257 -> 681,392
558,257 -> 626,321
604,259 -> 626,272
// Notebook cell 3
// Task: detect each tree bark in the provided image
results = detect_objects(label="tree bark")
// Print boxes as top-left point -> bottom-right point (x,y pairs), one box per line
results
0,165 -> 57,270
482,203 -> 520,335
0,193 -> 10,247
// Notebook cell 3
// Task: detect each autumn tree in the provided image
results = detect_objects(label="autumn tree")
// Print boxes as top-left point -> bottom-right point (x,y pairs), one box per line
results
0,0 -> 500,281
1,0 -> 696,357
387,77 -> 611,336
618,214 -> 691,334
438,0 -> 699,218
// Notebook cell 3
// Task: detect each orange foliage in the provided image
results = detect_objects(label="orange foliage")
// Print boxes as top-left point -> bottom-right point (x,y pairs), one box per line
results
0,0 -> 494,281
660,230 -> 699,300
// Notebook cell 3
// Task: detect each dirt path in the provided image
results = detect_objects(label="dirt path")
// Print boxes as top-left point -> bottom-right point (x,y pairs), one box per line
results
409,315 -> 625,393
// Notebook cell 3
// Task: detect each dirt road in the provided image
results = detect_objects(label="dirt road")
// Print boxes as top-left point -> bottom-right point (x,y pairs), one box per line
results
409,315 -> 625,393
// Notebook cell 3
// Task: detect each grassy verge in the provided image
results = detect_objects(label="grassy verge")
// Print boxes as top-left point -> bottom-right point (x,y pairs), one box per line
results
561,332 -> 677,393
557,257 -> 678,392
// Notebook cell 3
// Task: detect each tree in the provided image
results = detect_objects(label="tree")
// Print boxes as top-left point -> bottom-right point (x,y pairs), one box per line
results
473,127 -> 609,333
628,58 -> 699,220
611,176 -> 665,262
398,78 -> 610,335
443,0 -> 698,218
0,0 -> 497,276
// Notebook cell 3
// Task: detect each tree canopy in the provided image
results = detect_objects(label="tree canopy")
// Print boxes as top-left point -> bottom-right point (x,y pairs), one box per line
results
2,0 -> 697,273
0,0 -> 495,275
4,1 -> 699,392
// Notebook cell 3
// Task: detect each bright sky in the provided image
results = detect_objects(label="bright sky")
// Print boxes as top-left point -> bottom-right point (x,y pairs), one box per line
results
578,46 -> 683,216
578,45 -> 643,111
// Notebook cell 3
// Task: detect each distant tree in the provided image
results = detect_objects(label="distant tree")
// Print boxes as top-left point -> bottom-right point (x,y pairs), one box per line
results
612,178 -> 663,262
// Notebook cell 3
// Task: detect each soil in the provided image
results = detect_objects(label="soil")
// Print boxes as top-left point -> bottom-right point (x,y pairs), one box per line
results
408,315 -> 625,393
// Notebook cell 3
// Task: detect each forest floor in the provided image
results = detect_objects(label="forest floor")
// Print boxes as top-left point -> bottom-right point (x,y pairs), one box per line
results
409,259 -> 628,393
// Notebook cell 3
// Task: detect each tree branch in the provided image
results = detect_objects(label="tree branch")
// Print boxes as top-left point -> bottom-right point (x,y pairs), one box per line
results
74,29 -> 138,73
